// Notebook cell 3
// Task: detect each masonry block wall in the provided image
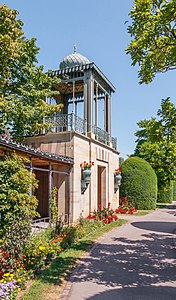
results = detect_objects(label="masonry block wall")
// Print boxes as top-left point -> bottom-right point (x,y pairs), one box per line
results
26,131 -> 120,222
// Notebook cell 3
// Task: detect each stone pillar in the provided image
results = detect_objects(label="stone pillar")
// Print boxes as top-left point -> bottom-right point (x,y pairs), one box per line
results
72,80 -> 75,114
48,162 -> 52,220
107,93 -> 111,137
87,70 -> 94,133
104,93 -> 107,132
95,83 -> 98,129
84,73 -> 88,134
71,81 -> 75,130
105,93 -> 111,144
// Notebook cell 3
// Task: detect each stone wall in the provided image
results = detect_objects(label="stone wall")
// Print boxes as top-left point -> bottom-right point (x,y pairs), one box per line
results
25,131 -> 120,222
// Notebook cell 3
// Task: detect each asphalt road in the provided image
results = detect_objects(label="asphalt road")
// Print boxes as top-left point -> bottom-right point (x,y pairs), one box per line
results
60,203 -> 176,300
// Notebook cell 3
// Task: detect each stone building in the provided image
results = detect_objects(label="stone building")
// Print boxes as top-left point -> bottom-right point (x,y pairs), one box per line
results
26,47 -> 120,223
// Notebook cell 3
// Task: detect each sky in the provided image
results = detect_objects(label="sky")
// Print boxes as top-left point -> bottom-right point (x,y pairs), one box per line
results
2,0 -> 176,158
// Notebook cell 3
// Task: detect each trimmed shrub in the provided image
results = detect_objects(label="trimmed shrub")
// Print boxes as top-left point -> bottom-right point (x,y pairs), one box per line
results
120,157 -> 157,210
173,182 -> 176,201
157,181 -> 174,203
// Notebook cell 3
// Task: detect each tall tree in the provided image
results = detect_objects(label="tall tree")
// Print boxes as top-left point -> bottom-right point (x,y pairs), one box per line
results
126,0 -> 176,84
0,4 -> 62,140
135,98 -> 176,188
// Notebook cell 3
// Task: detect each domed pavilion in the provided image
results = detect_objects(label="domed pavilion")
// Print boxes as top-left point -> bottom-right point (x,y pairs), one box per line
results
26,46 -> 120,224
48,45 -> 116,147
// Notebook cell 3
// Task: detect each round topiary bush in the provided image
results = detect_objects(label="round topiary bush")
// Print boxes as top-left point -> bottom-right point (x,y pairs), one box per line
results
120,157 -> 157,210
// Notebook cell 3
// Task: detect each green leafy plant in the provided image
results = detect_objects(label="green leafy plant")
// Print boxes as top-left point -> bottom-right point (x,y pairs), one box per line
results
134,98 -> 176,202
126,0 -> 176,84
120,157 -> 157,210
0,4 -> 63,141
0,153 -> 39,277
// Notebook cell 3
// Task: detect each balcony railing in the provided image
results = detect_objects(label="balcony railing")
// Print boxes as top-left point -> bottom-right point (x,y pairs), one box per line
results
46,113 -> 117,150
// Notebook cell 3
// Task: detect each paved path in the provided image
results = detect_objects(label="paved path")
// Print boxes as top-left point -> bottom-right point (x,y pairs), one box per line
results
60,203 -> 176,300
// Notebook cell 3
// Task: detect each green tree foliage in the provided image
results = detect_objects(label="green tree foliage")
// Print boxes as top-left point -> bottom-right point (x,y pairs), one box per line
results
0,152 -> 38,235
0,5 -> 62,140
120,157 -> 157,209
135,98 -> 176,196
126,0 -> 176,84
173,181 -> 176,201
158,181 -> 173,203
0,152 -> 39,272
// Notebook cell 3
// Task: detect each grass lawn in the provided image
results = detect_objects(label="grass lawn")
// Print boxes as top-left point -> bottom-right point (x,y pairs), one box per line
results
134,210 -> 154,216
117,210 -> 154,217
20,219 -> 127,300
156,203 -> 169,209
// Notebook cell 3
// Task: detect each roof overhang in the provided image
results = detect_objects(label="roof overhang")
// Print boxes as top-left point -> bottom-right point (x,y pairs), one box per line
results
48,62 -> 116,93
0,137 -> 74,165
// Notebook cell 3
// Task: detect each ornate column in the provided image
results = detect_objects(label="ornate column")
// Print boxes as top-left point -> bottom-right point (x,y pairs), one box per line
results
104,93 -> 107,132
87,70 -> 94,133
84,72 -> 88,134
106,93 -> 111,144
107,93 -> 111,137
71,80 -> 75,130
104,92 -> 111,144
95,83 -> 98,129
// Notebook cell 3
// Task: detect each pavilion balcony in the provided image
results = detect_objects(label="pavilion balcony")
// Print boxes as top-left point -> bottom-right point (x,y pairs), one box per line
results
46,113 -> 117,150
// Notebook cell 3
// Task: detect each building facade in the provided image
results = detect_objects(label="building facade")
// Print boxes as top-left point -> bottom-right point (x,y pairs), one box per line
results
26,47 -> 120,222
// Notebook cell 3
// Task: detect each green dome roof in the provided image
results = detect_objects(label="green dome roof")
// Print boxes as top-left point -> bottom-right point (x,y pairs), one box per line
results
60,45 -> 90,69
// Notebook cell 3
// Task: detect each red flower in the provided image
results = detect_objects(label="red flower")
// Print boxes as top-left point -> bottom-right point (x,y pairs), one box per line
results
98,204 -> 102,210
3,251 -> 8,259
108,202 -> 111,208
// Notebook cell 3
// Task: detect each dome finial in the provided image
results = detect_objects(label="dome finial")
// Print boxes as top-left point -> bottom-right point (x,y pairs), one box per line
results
73,43 -> 77,53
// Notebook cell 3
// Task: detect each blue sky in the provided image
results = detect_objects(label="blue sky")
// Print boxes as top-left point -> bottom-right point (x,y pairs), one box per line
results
3,0 -> 176,158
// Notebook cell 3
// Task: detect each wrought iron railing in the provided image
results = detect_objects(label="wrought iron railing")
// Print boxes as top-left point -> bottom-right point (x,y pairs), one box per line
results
94,126 -> 110,145
112,137 -> 117,150
46,114 -> 117,150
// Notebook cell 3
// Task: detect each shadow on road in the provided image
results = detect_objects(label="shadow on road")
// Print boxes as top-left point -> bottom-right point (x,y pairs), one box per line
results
86,286 -> 176,300
131,221 -> 176,234
71,231 -> 175,293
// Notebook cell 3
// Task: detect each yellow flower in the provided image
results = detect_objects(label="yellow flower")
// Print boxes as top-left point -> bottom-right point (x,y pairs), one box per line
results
17,278 -> 21,282
39,246 -> 43,251
18,288 -> 21,291
10,274 -> 14,277
4,273 -> 10,277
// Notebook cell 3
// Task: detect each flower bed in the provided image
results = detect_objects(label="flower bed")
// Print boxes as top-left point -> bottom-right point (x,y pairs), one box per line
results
116,197 -> 137,214
87,202 -> 118,224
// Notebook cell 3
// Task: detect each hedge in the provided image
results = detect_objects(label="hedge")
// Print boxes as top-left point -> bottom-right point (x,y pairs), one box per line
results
120,157 -> 157,210
157,181 -> 174,203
